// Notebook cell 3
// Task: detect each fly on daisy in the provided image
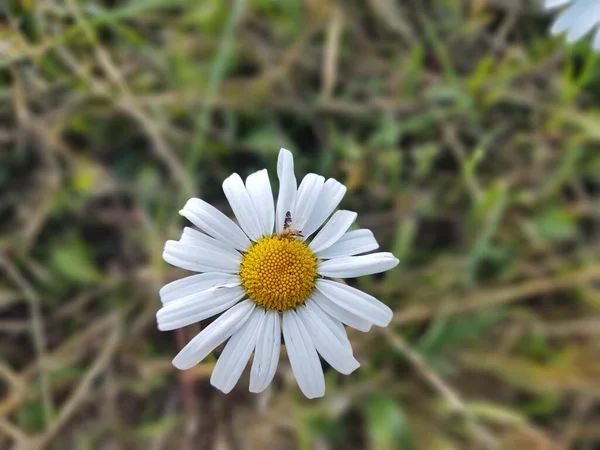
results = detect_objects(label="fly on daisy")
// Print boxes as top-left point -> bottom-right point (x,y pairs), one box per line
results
545,0 -> 600,50
158,148 -> 399,398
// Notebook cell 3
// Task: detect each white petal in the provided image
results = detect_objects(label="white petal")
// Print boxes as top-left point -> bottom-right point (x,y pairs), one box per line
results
301,178 -> 346,238
311,291 -> 372,332
282,310 -> 325,399
172,300 -> 255,370
160,273 -> 241,305
316,279 -> 393,327
308,210 -> 357,253
245,169 -> 275,237
293,174 -> 325,231
211,308 -> 264,393
593,27 -> 600,49
180,198 -> 251,251
250,310 -> 281,393
318,252 -> 399,278
162,240 -> 241,273
565,4 -> 600,42
315,229 -> 379,259
180,227 -> 242,260
545,0 -> 572,8
157,286 -> 246,331
223,173 -> 264,242
315,307 -> 353,353
275,149 -> 297,232
298,302 -> 359,375
551,3 -> 585,35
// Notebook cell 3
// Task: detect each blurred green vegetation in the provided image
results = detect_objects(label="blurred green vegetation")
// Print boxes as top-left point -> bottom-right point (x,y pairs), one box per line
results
1,0 -> 600,449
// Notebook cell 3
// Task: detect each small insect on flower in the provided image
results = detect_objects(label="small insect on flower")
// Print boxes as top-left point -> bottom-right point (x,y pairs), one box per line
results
278,211 -> 303,240
545,0 -> 600,50
157,148 -> 399,398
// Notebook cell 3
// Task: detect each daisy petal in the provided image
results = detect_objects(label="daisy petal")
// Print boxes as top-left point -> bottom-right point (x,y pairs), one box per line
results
160,272 -> 241,305
180,198 -> 251,251
275,148 -> 297,232
245,169 -> 275,237
172,300 -> 255,370
566,4 -> 600,42
318,252 -> 399,278
316,279 -> 393,327
309,210 -> 357,253
250,310 -> 281,393
223,173 -> 264,242
157,286 -> 246,331
163,240 -> 241,273
293,174 -> 325,231
298,302 -> 359,375
551,3 -> 585,35
211,308 -> 264,393
301,178 -> 346,238
311,291 -> 372,332
594,27 -> 600,49
180,227 -> 242,260
315,229 -> 379,259
282,310 -> 325,399
544,0 -> 572,8
316,307 -> 353,353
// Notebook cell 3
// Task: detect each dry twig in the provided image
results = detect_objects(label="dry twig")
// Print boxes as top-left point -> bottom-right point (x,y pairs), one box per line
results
382,328 -> 499,449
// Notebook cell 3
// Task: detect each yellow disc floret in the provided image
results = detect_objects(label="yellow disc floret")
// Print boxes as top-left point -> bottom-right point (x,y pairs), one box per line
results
240,235 -> 317,311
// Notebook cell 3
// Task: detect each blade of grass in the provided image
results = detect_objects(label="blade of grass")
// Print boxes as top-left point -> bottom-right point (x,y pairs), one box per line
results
183,0 -> 250,201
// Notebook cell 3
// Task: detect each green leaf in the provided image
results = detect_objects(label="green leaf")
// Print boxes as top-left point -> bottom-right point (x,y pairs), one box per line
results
418,309 -> 507,358
402,44 -> 425,99
369,115 -> 403,148
467,181 -> 509,280
532,207 -> 577,243
51,238 -> 101,284
137,416 -> 182,438
305,413 -> 346,443
16,402 -> 46,432
363,394 -> 414,450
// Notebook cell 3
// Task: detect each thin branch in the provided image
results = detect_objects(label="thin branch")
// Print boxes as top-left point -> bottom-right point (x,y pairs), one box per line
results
186,0 -> 250,200
321,5 -> 343,100
0,255 -> 54,423
392,265 -> 600,325
33,313 -> 122,448
382,328 -> 499,450
62,0 -> 191,193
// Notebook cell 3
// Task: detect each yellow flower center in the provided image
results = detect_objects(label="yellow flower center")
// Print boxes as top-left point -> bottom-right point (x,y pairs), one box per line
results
240,235 -> 317,311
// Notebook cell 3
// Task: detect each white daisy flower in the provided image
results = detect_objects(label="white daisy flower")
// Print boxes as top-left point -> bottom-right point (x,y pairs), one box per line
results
545,0 -> 600,50
157,148 -> 399,399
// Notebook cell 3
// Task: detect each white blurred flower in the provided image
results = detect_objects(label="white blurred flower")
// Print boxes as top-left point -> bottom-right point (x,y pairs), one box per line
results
0,41 -> 10,57
545,0 -> 600,50
157,148 -> 399,398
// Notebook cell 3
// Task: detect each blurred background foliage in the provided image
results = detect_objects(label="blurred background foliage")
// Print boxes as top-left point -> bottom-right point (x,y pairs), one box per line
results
1,0 -> 600,449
